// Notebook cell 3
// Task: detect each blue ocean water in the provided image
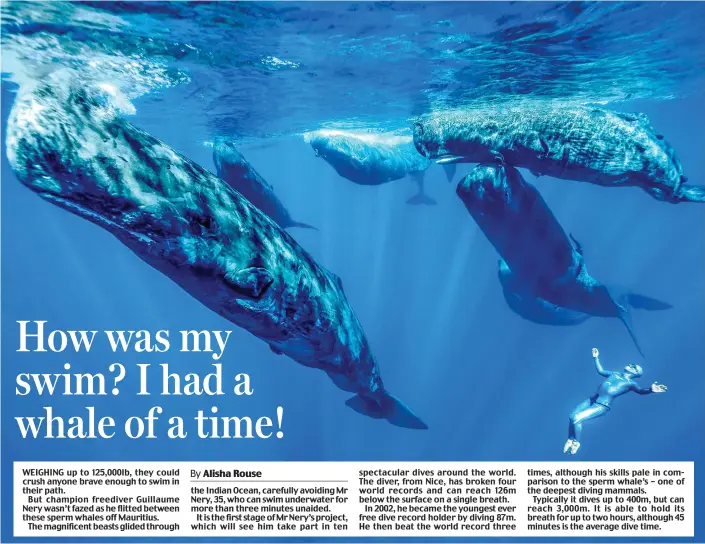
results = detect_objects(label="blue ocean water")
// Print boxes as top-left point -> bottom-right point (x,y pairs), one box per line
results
1,2 -> 704,542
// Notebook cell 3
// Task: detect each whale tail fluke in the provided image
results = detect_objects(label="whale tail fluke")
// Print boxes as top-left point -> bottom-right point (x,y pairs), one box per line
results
615,303 -> 646,359
619,293 -> 673,311
407,171 -> 436,205
407,193 -> 437,206
674,184 -> 705,203
346,391 -> 428,430
288,220 -> 318,231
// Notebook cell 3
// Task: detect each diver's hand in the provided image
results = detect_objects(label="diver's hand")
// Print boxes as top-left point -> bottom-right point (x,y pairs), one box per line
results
651,382 -> 667,393
592,348 -> 599,358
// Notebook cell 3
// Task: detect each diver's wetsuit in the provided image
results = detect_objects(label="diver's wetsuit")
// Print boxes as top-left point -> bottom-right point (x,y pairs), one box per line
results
568,358 -> 653,442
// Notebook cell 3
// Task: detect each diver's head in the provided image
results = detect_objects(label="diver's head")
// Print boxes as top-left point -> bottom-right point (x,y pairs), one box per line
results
624,363 -> 643,378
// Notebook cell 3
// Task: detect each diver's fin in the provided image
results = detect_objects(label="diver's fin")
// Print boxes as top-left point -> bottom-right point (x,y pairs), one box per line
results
435,155 -> 465,165
407,193 -> 437,205
269,344 -> 283,355
674,185 -> 705,203
569,233 -> 584,255
224,267 -> 274,299
345,391 -> 428,430
288,220 -> 318,230
441,163 -> 457,183
619,293 -> 673,311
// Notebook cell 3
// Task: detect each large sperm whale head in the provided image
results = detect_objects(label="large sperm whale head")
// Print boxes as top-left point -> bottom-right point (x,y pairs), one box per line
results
304,131 -> 365,167
303,130 -> 379,183
456,163 -> 515,219
212,136 -> 252,180
412,118 -> 443,159
6,69 -> 135,204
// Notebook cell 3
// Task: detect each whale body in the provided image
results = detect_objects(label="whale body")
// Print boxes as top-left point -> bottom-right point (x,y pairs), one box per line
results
213,137 -> 316,231
305,130 -> 440,205
6,70 -> 426,430
456,163 -> 649,356
414,106 -> 704,204
497,259 -> 672,327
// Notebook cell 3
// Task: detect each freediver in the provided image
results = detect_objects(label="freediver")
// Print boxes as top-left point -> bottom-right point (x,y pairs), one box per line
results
564,348 -> 667,455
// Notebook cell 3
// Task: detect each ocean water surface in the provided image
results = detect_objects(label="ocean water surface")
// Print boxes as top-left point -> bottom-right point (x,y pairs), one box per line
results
1,2 -> 704,542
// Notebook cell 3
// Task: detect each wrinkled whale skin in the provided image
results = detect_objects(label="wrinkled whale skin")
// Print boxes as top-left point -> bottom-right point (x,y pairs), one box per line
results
457,164 -> 583,292
306,131 -> 438,204
5,71 -> 426,429
212,137 -> 315,230
415,106 -> 704,204
456,163 -> 646,356
307,131 -> 430,185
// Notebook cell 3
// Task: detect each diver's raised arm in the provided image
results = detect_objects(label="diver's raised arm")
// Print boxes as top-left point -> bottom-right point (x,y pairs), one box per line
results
591,348 -> 611,377
633,382 -> 668,395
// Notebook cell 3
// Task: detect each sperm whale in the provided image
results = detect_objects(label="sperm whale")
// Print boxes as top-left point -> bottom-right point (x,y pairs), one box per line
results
305,129 -> 441,205
213,137 -> 316,231
414,105 -> 704,204
497,259 -> 672,327
5,70 -> 426,430
457,163 -> 652,357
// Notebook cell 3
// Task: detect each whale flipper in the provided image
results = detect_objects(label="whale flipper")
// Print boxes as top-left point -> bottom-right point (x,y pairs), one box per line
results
674,185 -> 705,203
441,163 -> 457,183
288,220 -> 318,231
224,267 -> 274,299
407,171 -> 437,206
346,391 -> 428,430
569,233 -> 584,255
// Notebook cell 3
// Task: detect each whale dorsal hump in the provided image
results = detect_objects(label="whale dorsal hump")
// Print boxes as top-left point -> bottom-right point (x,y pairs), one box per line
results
225,266 -> 274,299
